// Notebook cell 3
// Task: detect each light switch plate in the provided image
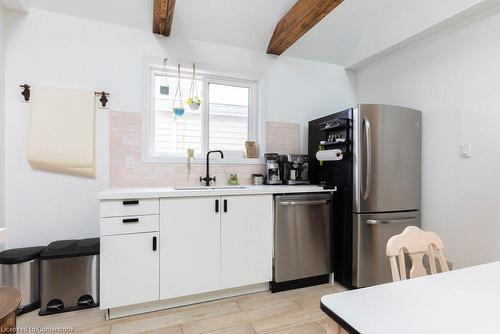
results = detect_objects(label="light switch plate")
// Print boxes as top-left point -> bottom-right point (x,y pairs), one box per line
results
459,143 -> 472,158
126,156 -> 135,168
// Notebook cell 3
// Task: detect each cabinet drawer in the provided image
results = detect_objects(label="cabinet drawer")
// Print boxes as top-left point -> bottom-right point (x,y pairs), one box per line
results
100,215 -> 159,236
100,198 -> 159,218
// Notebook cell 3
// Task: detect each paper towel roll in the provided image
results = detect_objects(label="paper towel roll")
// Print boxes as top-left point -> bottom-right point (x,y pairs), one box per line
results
316,149 -> 343,161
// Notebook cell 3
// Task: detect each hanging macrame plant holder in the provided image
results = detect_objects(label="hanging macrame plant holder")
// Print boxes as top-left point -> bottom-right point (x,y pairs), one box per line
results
160,58 -> 170,96
186,63 -> 201,111
172,64 -> 185,117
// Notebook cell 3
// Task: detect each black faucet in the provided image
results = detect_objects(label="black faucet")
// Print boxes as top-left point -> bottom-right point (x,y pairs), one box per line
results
200,150 -> 224,186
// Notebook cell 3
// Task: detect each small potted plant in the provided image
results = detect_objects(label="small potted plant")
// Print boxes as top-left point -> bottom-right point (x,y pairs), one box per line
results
186,96 -> 201,111
227,174 -> 239,186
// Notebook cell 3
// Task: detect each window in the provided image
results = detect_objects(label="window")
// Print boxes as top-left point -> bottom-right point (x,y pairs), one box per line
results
152,74 -> 203,155
208,83 -> 249,152
145,67 -> 259,163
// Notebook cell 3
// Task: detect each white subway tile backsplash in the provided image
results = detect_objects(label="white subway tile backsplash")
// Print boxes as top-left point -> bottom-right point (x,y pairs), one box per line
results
266,121 -> 301,154
109,111 -> 266,187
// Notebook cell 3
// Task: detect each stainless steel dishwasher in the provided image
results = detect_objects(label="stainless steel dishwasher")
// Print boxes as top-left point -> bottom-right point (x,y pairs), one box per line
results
272,193 -> 332,292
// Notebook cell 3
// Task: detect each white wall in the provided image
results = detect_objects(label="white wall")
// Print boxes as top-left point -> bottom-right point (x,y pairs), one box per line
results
4,8 -> 355,247
0,5 -> 6,229
355,8 -> 500,268
265,57 -> 355,153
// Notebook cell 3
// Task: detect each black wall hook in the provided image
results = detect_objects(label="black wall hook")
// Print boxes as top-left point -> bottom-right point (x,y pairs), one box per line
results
95,91 -> 109,108
20,84 -> 30,102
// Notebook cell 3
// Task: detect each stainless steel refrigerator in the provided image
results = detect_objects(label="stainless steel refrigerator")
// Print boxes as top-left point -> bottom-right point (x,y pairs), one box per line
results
308,104 -> 422,288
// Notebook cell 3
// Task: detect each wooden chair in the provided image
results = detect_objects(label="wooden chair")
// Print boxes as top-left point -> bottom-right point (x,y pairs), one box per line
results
386,226 -> 449,282
0,287 -> 21,334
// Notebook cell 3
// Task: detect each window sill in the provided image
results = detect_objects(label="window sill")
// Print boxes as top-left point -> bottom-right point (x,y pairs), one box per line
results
142,156 -> 265,165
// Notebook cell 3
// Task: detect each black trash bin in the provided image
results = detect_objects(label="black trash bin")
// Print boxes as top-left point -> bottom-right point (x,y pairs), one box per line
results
39,238 -> 99,315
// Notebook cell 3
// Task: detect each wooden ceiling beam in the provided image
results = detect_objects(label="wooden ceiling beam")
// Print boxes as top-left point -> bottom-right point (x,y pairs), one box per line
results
153,0 -> 176,37
267,0 -> 343,55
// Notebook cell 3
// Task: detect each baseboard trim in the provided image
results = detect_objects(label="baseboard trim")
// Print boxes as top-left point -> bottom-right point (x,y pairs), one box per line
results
106,282 -> 269,320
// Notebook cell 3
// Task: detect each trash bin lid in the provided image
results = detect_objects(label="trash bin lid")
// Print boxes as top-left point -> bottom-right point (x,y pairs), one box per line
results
40,240 -> 78,260
75,238 -> 100,256
0,246 -> 45,264
40,238 -> 99,260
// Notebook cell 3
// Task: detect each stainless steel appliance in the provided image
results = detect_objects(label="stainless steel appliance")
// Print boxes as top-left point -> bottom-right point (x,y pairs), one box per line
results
279,154 -> 310,185
264,153 -> 282,185
309,104 -> 421,288
0,246 -> 45,314
251,174 -> 264,185
272,193 -> 332,292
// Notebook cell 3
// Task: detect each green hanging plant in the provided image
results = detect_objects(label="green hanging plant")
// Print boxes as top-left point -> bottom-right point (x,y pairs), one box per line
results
187,63 -> 201,111
186,96 -> 201,109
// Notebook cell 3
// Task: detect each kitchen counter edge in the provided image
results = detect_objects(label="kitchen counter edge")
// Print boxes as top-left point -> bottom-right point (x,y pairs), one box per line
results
97,185 -> 336,200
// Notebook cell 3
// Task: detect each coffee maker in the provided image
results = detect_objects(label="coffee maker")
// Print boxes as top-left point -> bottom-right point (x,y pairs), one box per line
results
279,154 -> 310,185
264,153 -> 282,185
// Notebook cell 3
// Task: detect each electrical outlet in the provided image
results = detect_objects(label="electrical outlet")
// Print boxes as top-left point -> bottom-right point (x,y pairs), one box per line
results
459,143 -> 472,158
126,156 -> 135,169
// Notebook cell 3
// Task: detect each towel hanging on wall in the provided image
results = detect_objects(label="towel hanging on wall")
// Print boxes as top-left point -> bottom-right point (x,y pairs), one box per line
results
27,86 -> 96,177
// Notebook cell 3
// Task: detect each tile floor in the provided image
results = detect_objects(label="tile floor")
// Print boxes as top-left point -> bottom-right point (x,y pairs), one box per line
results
17,283 -> 347,334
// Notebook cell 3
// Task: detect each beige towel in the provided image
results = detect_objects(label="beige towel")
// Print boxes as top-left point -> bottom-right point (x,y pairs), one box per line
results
27,86 -> 96,177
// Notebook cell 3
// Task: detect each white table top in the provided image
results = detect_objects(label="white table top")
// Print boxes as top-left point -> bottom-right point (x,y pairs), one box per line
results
97,185 -> 334,200
321,261 -> 500,334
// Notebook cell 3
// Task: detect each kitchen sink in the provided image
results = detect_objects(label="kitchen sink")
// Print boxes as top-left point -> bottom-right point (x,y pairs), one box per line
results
174,186 -> 248,191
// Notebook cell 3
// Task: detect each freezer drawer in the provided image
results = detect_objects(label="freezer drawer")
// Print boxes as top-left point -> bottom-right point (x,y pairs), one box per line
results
274,194 -> 331,283
352,211 -> 421,287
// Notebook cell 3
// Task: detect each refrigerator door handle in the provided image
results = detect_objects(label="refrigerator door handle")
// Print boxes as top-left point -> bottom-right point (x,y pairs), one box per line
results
366,217 -> 417,225
362,116 -> 372,200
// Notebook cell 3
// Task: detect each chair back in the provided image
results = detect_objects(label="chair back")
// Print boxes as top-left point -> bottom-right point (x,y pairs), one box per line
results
386,226 -> 449,281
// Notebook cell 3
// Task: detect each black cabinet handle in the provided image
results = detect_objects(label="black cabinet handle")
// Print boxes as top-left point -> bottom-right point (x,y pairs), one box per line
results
153,236 -> 157,251
122,218 -> 139,224
215,199 -> 219,213
223,199 -> 228,213
123,200 -> 139,206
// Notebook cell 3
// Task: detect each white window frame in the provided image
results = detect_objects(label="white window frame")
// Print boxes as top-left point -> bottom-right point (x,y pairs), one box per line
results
142,65 -> 262,165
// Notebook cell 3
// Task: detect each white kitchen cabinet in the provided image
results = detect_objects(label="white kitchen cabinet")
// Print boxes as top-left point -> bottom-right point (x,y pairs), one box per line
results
160,197 -> 221,299
220,195 -> 273,289
100,232 -> 159,309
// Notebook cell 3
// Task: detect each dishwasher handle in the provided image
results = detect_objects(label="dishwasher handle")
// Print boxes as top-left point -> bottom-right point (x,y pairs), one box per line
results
279,200 -> 330,206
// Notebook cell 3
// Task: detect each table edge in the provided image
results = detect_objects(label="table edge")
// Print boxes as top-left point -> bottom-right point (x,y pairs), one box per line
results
320,301 -> 361,334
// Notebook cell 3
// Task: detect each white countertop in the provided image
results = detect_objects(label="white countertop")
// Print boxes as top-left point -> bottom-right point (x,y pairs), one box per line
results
98,185 -> 335,200
321,261 -> 500,334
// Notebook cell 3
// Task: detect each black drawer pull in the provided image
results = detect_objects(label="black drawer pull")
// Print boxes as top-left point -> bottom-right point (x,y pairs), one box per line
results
223,199 -> 228,213
215,199 -> 219,213
153,236 -> 157,251
122,200 -> 139,206
122,218 -> 139,224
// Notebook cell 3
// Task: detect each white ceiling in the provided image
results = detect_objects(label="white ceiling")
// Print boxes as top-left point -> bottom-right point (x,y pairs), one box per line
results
29,0 -> 154,31
28,0 -> 296,50
27,0 -> 497,67
173,0 -> 295,50
284,0 -> 491,67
